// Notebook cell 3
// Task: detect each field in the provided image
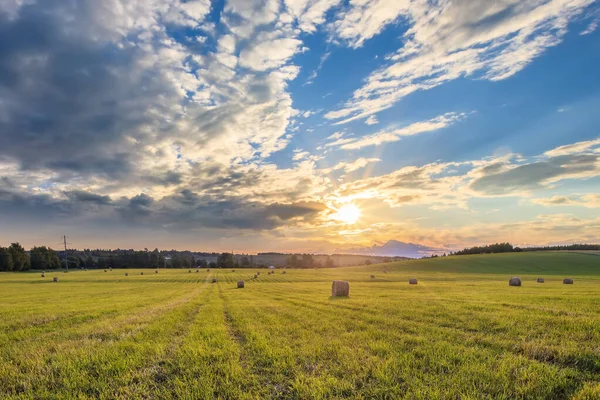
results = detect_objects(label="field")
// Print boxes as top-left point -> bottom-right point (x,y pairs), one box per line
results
1,252 -> 599,399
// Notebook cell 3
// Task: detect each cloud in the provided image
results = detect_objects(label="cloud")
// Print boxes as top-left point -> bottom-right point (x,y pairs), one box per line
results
365,115 -> 379,125
332,139 -> 600,210
323,157 -> 381,174
329,112 -> 466,150
532,194 -> 600,208
326,0 -> 595,123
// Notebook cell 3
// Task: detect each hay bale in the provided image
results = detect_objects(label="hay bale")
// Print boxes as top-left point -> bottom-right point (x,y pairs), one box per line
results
212,278 -> 217,283
409,278 -> 418,285
53,277 -> 58,282
563,278 -> 574,284
155,269 -> 158,274
537,277 -> 545,283
370,274 -> 375,279
207,269 -> 210,272
331,280 -> 350,297
254,274 -> 258,279
104,269 -> 107,272
125,273 -> 129,276
196,270 -> 199,273
509,277 -> 521,286
41,273 -> 45,278
282,271 -> 286,274
237,280 -> 245,288
189,270 -> 191,273
257,272 -> 260,275
141,272 -> 144,275
232,269 -> 235,272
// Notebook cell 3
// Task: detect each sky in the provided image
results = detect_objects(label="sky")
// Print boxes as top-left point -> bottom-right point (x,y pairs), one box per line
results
0,0 -> 599,253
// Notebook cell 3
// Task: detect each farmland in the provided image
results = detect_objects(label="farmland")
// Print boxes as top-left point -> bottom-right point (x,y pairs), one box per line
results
1,252 -> 599,399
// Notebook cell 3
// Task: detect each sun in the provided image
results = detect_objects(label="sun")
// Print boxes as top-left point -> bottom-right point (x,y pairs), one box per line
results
333,203 -> 361,224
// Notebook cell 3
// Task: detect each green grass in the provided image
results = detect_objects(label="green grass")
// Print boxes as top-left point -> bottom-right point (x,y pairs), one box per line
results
1,252 -> 599,399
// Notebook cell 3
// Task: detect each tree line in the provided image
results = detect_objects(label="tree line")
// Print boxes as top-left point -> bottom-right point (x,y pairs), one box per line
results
452,242 -> 600,256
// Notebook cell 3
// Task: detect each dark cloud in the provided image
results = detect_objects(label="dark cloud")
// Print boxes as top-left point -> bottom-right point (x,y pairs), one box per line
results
470,155 -> 599,195
0,1 -> 179,177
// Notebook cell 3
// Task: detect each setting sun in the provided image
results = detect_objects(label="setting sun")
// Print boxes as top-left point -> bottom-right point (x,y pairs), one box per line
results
333,203 -> 361,224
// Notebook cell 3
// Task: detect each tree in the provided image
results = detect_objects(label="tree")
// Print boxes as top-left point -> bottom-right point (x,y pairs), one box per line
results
170,254 -> 182,268
85,255 -> 96,269
240,256 -> 251,267
198,259 -> 208,268
217,253 -> 234,269
0,247 -> 14,271
208,261 -> 217,269
30,246 -> 49,270
9,243 -> 30,271
325,256 -> 334,269
97,257 -> 106,269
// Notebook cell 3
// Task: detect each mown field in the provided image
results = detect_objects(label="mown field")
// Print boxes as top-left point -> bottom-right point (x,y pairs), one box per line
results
1,252 -> 599,399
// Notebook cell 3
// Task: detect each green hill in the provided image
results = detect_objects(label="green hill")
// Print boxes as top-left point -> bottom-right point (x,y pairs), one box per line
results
381,251 -> 600,276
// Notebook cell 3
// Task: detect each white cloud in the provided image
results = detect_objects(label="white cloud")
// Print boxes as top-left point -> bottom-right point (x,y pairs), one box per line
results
326,0 -> 595,123
365,115 -> 379,125
330,112 -> 466,150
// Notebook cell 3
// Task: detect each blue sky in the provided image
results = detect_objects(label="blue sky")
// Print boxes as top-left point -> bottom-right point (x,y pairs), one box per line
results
0,0 -> 599,253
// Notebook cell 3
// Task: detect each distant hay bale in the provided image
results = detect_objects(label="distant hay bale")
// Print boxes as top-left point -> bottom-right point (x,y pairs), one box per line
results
188,270 -> 191,273
53,277 -> 58,282
370,274 -> 375,279
155,270 -> 158,274
196,270 -> 199,273
232,269 -> 235,272
254,274 -> 258,279
237,280 -> 244,288
212,278 -> 217,283
207,269 -> 210,272
563,278 -> 574,284
537,277 -> 545,283
282,271 -> 286,274
141,272 -> 144,275
257,272 -> 260,275
509,277 -> 521,286
125,273 -> 129,276
331,280 -> 350,297
41,273 -> 45,278
409,278 -> 418,285
104,269 -> 107,272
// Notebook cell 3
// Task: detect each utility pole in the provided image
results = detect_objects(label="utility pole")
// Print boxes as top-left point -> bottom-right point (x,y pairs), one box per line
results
63,235 -> 69,271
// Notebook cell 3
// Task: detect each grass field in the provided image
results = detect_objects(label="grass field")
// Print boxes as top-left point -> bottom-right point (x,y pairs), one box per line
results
1,252 -> 599,399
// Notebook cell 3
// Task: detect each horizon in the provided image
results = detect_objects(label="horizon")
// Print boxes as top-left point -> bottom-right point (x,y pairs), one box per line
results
1,1 -> 600,252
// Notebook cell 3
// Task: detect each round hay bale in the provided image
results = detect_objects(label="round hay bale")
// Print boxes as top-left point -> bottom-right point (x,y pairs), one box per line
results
282,271 -> 286,274
537,277 -> 545,283
370,274 -> 375,279
254,274 -> 258,279
409,278 -> 418,285
237,280 -> 245,289
104,269 -> 107,272
140,272 -> 144,275
53,277 -> 58,282
331,280 -> 350,297
232,269 -> 235,272
155,270 -> 158,274
189,270 -> 191,273
257,272 -> 260,275
509,277 -> 522,286
125,273 -> 129,276
207,269 -> 210,272
212,278 -> 217,283
196,270 -> 199,273
563,278 -> 574,284
41,273 -> 45,278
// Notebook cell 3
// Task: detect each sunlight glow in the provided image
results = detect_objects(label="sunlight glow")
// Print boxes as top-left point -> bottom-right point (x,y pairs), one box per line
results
333,203 -> 361,224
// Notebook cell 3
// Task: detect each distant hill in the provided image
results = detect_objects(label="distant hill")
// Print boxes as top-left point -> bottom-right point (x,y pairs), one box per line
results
336,240 -> 445,259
